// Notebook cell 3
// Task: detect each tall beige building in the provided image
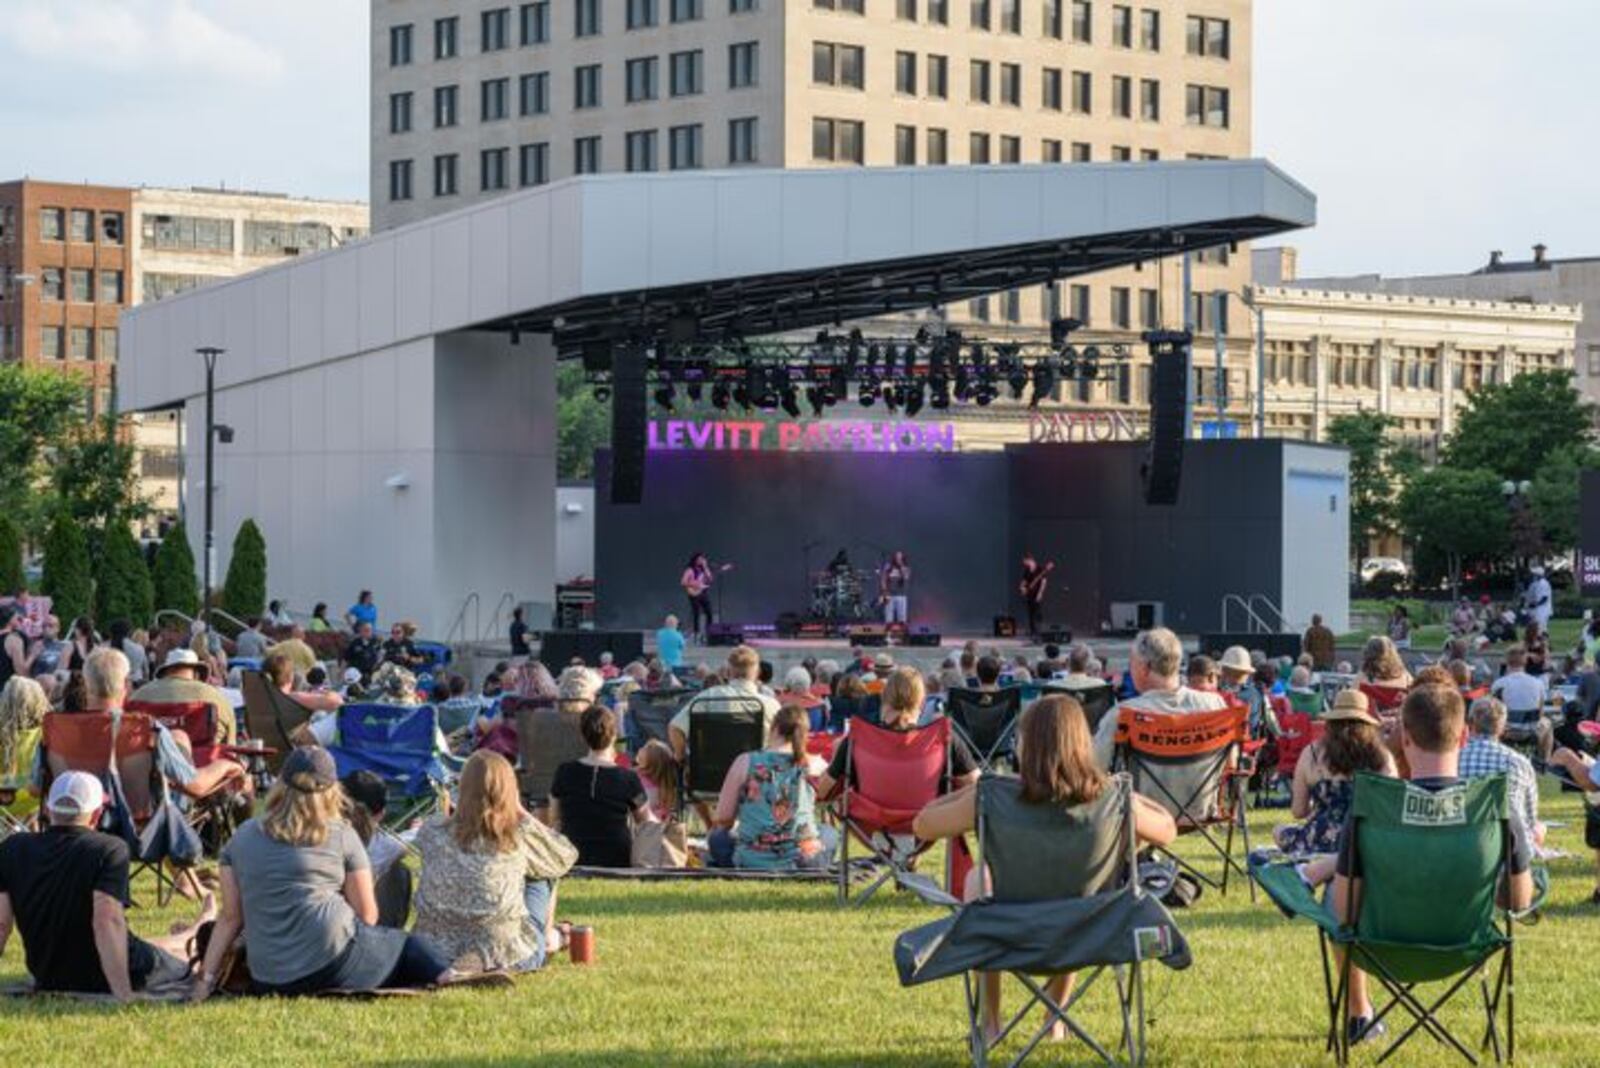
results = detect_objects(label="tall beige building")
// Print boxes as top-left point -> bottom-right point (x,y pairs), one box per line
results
370,0 -> 1254,439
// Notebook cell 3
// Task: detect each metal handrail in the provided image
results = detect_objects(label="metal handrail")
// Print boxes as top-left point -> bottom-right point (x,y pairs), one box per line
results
1246,594 -> 1288,632
153,609 -> 196,633
482,592 -> 517,642
444,592 -> 480,647
204,606 -> 250,634
1220,594 -> 1273,635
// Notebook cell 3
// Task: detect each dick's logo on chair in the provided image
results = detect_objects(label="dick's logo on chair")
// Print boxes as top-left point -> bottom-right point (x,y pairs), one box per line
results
1401,785 -> 1467,827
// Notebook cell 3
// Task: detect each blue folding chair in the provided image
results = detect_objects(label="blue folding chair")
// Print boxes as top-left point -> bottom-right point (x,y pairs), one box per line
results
412,642 -> 452,674
327,703 -> 450,829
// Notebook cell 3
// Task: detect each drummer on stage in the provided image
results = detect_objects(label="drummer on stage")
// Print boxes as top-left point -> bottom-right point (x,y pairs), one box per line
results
880,551 -> 911,626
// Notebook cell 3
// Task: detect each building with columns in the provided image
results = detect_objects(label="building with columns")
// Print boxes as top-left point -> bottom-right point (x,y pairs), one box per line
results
1249,284 -> 1580,454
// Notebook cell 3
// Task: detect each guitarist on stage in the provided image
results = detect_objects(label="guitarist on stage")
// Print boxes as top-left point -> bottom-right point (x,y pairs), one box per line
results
1018,553 -> 1055,638
681,552 -> 731,642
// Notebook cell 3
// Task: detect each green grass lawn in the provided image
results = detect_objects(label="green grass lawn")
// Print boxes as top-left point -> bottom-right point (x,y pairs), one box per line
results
5,784 -> 1600,1066
1336,618 -> 1585,654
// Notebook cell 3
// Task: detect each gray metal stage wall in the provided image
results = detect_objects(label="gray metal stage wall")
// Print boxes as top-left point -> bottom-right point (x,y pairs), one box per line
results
594,440 -> 1345,635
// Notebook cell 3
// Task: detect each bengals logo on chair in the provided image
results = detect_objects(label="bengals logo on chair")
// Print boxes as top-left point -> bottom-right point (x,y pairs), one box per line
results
1114,705 -> 1248,756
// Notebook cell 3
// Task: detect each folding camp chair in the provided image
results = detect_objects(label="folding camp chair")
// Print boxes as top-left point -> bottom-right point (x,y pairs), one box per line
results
326,703 -> 451,829
1360,682 -> 1407,718
510,697 -> 580,808
240,669 -> 308,773
828,694 -> 881,730
1073,683 -> 1118,735
944,688 -> 1023,770
893,773 -> 1192,1067
835,717 -> 953,906
1112,704 -> 1255,900
1270,708 -> 1324,792
39,711 -> 192,905
1255,773 -> 1545,1066
684,697 -> 767,807
125,699 -> 250,852
1499,704 -> 1547,761
0,723 -> 41,838
625,688 -> 692,755
1319,674 -> 1357,711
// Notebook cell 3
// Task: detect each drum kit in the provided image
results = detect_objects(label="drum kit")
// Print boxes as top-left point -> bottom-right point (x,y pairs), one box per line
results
809,567 -> 875,621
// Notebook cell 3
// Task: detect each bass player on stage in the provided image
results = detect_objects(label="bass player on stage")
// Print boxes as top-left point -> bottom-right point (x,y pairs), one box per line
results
1019,553 -> 1055,638
681,552 -> 731,642
880,551 -> 911,627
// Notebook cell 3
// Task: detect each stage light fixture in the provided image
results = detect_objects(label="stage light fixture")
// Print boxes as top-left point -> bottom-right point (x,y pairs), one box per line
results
858,378 -> 877,407
711,381 -> 730,410
1079,345 -> 1101,380
881,344 -> 898,379
1049,317 -> 1083,347
1059,344 -> 1078,380
686,377 -> 704,402
780,383 -> 802,419
1030,357 -> 1057,408
882,383 -> 901,412
805,385 -> 825,417
929,375 -> 951,410
1006,360 -> 1028,400
904,380 -> 925,417
654,383 -> 676,411
953,363 -> 972,401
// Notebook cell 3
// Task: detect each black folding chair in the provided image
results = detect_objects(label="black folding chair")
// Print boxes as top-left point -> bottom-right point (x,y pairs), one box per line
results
684,698 -> 767,809
828,694 -> 881,730
1071,683 -> 1117,734
626,688 -> 692,754
944,688 -> 1023,770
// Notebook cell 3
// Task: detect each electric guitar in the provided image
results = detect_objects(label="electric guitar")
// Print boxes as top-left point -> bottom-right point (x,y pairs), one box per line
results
1019,561 -> 1056,600
683,563 -> 734,598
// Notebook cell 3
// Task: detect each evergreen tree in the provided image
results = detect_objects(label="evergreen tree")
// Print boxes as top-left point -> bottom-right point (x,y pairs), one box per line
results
222,519 -> 267,619
40,512 -> 92,626
95,523 -> 154,628
151,531 -> 201,617
0,517 -> 23,595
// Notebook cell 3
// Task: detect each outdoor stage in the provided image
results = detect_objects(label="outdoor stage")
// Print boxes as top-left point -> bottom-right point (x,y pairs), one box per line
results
592,438 -> 1352,641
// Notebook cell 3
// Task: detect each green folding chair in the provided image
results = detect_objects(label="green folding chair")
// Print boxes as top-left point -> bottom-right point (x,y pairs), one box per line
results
1256,772 -> 1545,1066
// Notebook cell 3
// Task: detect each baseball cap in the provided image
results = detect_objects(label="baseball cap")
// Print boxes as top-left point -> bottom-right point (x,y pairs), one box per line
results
343,666 -> 363,685
47,770 -> 105,817
281,746 -> 339,791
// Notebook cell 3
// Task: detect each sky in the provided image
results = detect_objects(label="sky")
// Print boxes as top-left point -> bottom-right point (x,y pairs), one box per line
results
2,0 -> 1596,278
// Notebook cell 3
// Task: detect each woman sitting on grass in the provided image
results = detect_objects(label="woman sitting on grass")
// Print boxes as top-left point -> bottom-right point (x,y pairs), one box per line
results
913,694 -> 1177,1045
708,706 -> 834,871
415,751 -> 575,972
549,706 -> 651,868
1273,690 -> 1395,857
193,747 -> 458,998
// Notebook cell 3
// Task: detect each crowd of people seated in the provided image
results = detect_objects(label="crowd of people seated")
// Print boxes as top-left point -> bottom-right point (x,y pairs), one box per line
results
1,574 -> 1595,1025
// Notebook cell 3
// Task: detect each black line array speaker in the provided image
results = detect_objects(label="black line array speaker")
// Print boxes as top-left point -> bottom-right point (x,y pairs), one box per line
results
1141,331 -> 1191,506
610,345 -> 647,505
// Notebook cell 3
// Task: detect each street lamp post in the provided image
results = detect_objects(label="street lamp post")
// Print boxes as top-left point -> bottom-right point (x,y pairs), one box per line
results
196,346 -> 225,613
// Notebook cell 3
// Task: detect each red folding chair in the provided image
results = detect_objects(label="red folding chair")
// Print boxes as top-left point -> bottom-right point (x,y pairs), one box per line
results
1112,703 -> 1256,899
126,699 -> 249,850
833,717 -> 952,907
1359,681 -> 1407,717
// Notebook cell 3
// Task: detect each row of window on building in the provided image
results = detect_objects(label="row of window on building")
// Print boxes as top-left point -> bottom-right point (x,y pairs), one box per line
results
24,209 -> 360,256
35,266 -> 125,305
1262,340 -> 1569,392
389,58 -> 1227,131
387,3 -> 1229,63
31,325 -> 119,363
389,116 -> 760,198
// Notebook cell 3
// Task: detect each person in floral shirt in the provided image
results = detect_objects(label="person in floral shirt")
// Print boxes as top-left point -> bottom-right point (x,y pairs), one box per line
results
708,707 -> 835,870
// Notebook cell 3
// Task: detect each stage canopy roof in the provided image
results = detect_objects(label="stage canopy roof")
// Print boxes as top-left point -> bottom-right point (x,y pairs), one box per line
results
121,159 -> 1314,408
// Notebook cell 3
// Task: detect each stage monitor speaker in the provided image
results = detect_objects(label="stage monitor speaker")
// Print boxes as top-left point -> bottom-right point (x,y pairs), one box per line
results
1040,625 -> 1073,646
537,630 -> 644,672
707,623 -> 744,647
993,615 -> 1017,638
1142,331 -> 1191,506
610,345 -> 647,505
848,623 -> 888,647
906,627 -> 941,647
774,612 -> 802,639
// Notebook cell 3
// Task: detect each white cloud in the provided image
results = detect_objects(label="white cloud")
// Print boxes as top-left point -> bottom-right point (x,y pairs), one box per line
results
5,0 -> 284,82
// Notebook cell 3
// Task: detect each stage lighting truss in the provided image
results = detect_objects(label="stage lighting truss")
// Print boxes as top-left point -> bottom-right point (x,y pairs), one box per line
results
592,322 -> 1135,415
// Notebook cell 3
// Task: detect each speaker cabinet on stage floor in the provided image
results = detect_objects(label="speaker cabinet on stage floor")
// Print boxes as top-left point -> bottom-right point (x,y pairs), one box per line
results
848,623 -> 888,647
538,631 -> 644,671
1040,626 -> 1073,645
906,627 -> 941,647
707,623 -> 744,646
993,616 -> 1017,638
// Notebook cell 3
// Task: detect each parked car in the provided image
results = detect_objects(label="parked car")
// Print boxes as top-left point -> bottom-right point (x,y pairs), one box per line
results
1359,557 -> 1409,584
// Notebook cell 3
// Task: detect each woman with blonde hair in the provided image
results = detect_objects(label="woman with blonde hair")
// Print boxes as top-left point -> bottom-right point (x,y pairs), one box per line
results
414,750 -> 576,972
914,695 -> 1178,1044
1359,635 -> 1411,716
193,747 -> 456,998
0,675 -> 51,819
815,666 -> 981,799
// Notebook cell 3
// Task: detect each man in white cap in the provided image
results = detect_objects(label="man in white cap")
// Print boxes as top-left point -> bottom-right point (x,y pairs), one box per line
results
130,647 -> 239,745
0,771 -> 213,998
